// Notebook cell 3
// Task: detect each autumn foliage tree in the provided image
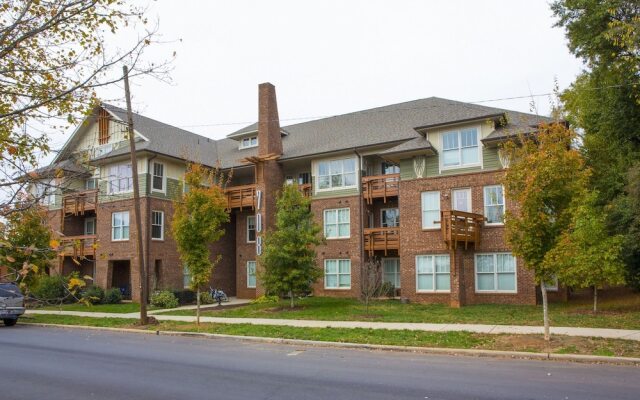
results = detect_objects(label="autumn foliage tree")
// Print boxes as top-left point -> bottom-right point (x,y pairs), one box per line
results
172,164 -> 229,324
502,123 -> 590,341
261,183 -> 323,308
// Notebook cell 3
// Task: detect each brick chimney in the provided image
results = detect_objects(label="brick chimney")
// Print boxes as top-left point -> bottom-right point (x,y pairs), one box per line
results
257,82 -> 283,156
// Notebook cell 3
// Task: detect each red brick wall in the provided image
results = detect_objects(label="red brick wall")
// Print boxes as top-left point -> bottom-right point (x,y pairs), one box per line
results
311,195 -> 363,298
398,170 -> 536,305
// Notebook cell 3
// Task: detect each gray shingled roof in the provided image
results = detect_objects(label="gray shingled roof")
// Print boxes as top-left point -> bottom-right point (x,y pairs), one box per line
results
55,97 -> 550,170
378,137 -> 436,156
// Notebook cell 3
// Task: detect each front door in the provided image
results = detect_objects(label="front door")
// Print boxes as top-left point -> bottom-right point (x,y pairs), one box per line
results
452,188 -> 472,212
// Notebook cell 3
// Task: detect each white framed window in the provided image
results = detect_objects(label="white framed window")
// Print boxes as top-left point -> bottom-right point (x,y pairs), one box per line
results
247,215 -> 256,243
111,211 -> 130,241
324,208 -> 350,239
84,217 -> 96,236
484,185 -> 505,225
381,208 -> 399,228
421,191 -> 440,229
475,253 -> 517,293
107,163 -> 133,194
382,258 -> 401,288
247,261 -> 256,288
85,178 -> 97,190
544,276 -> 559,292
416,255 -> 450,292
316,157 -> 357,191
151,210 -> 164,240
183,265 -> 191,289
452,188 -> 472,212
324,259 -> 351,289
382,162 -> 400,175
152,162 -> 165,192
441,127 -> 480,169
239,136 -> 258,149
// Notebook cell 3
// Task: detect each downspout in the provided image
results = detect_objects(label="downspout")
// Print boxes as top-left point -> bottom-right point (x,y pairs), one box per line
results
353,149 -> 365,280
146,153 -> 157,298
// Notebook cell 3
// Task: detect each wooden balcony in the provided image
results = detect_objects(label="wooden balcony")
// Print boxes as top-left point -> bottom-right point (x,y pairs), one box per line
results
62,190 -> 98,216
58,235 -> 96,258
440,210 -> 485,250
364,227 -> 400,255
224,184 -> 256,210
362,173 -> 400,204
298,183 -> 312,198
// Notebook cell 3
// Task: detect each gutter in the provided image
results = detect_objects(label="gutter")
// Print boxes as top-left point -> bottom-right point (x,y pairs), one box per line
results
353,149 -> 365,272
145,153 -> 158,299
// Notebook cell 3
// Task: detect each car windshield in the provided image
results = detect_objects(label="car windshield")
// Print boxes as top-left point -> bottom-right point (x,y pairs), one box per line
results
0,283 -> 21,298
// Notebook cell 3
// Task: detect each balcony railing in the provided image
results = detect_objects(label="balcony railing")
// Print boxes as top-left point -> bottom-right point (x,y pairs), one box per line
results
364,227 -> 400,255
362,173 -> 400,204
298,183 -> 312,198
62,190 -> 99,216
440,210 -> 485,250
58,235 -> 96,258
224,184 -> 257,210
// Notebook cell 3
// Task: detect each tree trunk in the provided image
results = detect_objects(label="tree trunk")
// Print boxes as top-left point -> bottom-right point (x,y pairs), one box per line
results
289,289 -> 294,309
196,287 -> 201,326
593,286 -> 598,314
541,281 -> 550,342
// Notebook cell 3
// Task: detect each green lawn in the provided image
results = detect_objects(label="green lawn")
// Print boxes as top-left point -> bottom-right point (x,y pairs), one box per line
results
36,303 -> 161,313
21,314 -> 640,358
159,294 -> 640,330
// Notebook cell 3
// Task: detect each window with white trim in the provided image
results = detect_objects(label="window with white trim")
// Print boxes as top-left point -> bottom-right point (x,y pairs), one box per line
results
152,162 -> 165,192
324,259 -> 351,289
324,208 -> 350,239
111,211 -> 130,241
416,255 -> 450,292
475,253 -> 517,292
85,178 -> 97,190
442,128 -> 480,168
183,265 -> 191,289
247,261 -> 256,288
247,215 -> 256,243
383,258 -> 401,288
84,217 -> 96,236
239,136 -> 258,149
381,208 -> 399,227
421,191 -> 440,229
151,211 -> 164,240
544,276 -> 559,292
484,185 -> 505,224
317,158 -> 357,190
108,163 -> 133,194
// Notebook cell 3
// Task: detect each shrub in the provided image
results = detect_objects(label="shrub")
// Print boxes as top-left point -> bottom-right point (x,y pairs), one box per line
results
151,290 -> 179,309
103,288 -> 123,304
30,274 -> 66,303
82,286 -> 104,305
199,291 -> 214,305
251,295 -> 280,305
378,282 -> 395,298
170,289 -> 196,305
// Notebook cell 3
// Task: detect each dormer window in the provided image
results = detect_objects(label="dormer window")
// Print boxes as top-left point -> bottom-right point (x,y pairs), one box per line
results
240,136 -> 258,149
442,127 -> 480,169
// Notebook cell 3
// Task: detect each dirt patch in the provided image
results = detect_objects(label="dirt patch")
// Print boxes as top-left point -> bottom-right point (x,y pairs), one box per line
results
199,304 -> 247,312
354,314 -> 383,320
264,306 -> 306,313
131,316 -> 159,326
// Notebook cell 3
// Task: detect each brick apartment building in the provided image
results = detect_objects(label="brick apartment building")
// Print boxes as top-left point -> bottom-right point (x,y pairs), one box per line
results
35,83 -> 554,306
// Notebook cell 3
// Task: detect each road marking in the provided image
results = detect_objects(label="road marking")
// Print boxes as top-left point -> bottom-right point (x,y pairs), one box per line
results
287,350 -> 305,356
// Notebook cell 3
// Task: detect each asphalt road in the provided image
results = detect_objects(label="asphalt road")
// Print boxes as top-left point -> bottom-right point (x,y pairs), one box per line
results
1,325 -> 638,400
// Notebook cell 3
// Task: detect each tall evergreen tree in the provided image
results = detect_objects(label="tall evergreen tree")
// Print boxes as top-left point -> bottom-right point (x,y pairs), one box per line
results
260,183 -> 323,308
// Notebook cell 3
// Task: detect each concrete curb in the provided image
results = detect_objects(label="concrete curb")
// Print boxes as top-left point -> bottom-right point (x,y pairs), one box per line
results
22,322 -> 640,366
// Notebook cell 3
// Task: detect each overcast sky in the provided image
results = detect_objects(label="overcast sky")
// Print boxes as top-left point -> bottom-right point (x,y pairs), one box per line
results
48,0 -> 584,155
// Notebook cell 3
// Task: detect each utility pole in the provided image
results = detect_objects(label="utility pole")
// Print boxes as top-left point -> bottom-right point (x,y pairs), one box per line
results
123,65 -> 148,325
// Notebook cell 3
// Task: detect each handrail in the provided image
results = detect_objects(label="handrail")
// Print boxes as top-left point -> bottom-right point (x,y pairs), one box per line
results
62,189 -> 99,216
362,173 -> 400,204
363,226 -> 400,255
58,235 -> 97,258
440,210 -> 484,250
224,184 -> 257,211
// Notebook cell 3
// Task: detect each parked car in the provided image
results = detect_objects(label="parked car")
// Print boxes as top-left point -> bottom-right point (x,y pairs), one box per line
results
0,282 -> 25,326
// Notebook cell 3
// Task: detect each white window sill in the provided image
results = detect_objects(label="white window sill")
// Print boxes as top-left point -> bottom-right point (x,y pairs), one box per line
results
484,222 -> 505,227
416,290 -> 451,294
315,185 -> 358,193
440,163 -> 482,171
475,290 -> 518,294
325,236 -> 350,240
324,287 -> 352,290
111,238 -> 129,242
151,238 -> 164,241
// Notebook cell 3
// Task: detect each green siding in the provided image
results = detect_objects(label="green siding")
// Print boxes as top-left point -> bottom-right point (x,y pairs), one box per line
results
150,177 -> 183,201
399,147 -> 501,181
312,186 -> 360,199
426,156 -> 439,177
399,158 -> 415,180
482,146 -> 501,171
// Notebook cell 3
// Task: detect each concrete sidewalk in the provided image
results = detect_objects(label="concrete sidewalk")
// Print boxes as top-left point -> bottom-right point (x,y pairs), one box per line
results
25,309 -> 640,341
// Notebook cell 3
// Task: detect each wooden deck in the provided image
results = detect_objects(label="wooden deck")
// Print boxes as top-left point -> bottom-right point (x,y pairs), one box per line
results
440,210 -> 485,250
362,174 -> 400,204
364,227 -> 400,255
62,190 -> 98,216
58,235 -> 96,258
224,184 -> 257,210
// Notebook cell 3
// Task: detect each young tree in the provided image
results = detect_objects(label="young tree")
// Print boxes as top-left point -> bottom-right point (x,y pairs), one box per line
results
261,183 -> 323,308
360,257 -> 382,316
502,123 -> 590,341
0,0 -> 171,214
547,193 -> 626,313
0,206 -> 54,289
172,164 -> 229,324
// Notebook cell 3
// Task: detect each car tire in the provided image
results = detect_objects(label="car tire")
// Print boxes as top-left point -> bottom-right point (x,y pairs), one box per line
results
3,318 -> 17,327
